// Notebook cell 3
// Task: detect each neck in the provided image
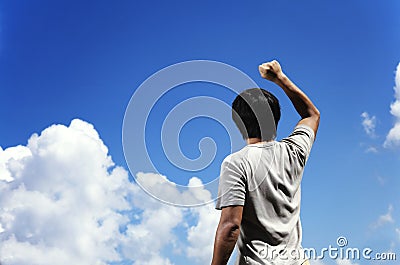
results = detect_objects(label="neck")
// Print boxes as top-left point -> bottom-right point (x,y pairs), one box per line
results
246,138 -> 274,145
246,138 -> 263,145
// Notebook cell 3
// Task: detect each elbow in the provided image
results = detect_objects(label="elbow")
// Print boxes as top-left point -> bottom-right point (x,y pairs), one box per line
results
301,106 -> 320,121
315,109 -> 321,120
224,221 -> 240,232
315,107 -> 320,118
218,221 -> 241,242
311,108 -> 320,122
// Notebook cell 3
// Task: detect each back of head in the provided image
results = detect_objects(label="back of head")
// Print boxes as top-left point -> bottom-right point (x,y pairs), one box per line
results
232,88 -> 281,141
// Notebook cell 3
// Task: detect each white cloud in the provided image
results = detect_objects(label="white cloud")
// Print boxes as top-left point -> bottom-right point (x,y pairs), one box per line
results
186,200 -> 219,263
0,119 -> 130,265
361,112 -> 376,137
0,119 -> 220,265
122,173 -> 219,265
365,146 -> 378,153
336,259 -> 359,265
384,62 -> 400,147
372,205 -> 394,229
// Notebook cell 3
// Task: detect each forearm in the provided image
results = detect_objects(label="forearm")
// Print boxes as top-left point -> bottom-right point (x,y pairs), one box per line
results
211,224 -> 240,265
275,73 -> 320,119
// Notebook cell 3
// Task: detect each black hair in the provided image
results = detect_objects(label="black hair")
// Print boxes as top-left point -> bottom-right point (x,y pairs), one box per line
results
232,88 -> 281,140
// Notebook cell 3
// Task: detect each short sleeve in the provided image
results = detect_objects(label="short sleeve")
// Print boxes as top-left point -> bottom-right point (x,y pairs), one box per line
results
280,125 -> 315,167
215,156 -> 246,210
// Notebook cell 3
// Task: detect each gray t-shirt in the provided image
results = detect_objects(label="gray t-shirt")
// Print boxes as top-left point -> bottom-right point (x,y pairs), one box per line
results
215,125 -> 315,265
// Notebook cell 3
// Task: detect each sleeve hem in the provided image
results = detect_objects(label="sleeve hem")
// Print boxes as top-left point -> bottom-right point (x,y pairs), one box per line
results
215,200 -> 245,210
294,124 -> 315,142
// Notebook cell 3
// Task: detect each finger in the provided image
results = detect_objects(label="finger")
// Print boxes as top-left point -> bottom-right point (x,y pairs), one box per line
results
261,65 -> 271,71
258,66 -> 265,75
265,62 -> 274,68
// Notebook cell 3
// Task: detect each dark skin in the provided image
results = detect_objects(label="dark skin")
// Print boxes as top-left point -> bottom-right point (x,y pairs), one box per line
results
211,60 -> 320,265
211,206 -> 243,265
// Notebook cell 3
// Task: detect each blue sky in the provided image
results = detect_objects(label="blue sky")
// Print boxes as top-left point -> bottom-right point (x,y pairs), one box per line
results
1,1 -> 400,264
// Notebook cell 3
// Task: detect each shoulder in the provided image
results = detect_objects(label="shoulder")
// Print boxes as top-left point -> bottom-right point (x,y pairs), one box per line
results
220,147 -> 251,176
222,147 -> 249,165
279,124 -> 316,165
280,125 -> 315,146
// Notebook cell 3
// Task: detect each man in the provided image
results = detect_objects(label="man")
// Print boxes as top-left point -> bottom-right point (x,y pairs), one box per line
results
211,60 -> 320,265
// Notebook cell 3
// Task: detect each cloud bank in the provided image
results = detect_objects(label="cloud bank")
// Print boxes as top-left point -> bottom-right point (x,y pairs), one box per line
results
384,62 -> 400,147
0,119 -> 219,265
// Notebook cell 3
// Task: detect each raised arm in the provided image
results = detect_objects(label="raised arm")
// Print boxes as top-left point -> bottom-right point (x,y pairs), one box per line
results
259,60 -> 320,136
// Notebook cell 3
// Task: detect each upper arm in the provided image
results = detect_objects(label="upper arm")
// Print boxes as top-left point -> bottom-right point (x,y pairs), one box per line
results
212,205 -> 243,265
297,112 -> 320,137
219,205 -> 243,228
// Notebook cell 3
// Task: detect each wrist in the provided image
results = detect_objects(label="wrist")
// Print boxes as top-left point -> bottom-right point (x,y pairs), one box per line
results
274,72 -> 287,85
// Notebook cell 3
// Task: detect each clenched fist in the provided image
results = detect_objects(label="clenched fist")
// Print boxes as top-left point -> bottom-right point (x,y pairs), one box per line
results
258,60 -> 284,83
